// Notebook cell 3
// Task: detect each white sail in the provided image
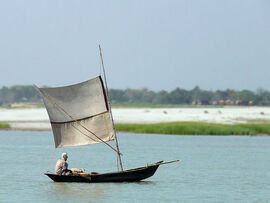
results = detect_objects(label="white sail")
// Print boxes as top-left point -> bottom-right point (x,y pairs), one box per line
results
39,76 -> 115,148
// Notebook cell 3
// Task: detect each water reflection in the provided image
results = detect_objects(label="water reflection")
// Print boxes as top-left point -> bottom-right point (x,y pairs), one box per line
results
45,182 -> 107,202
43,180 -> 155,202
133,181 -> 156,185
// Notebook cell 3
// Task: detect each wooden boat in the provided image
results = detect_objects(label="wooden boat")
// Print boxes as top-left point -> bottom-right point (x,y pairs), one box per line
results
37,45 -> 178,183
44,161 -> 178,183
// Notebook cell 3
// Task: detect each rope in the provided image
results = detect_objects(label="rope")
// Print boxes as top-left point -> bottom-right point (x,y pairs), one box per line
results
68,122 -> 100,143
36,86 -> 122,155
46,148 -> 56,173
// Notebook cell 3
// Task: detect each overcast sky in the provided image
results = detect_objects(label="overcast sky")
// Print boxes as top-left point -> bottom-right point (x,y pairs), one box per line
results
0,0 -> 270,91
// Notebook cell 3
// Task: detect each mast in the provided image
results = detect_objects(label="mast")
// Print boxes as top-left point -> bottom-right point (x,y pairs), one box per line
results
99,45 -> 123,171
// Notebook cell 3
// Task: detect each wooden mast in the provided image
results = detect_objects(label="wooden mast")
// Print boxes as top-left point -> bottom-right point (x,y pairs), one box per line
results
99,45 -> 123,171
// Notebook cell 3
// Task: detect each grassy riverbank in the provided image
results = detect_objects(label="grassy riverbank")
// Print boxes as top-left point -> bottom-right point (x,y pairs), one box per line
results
111,103 -> 223,108
0,123 -> 10,129
1,121 -> 270,135
115,122 -> 270,135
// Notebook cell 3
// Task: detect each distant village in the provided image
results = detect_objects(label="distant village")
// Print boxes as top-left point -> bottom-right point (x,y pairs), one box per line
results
192,99 -> 255,106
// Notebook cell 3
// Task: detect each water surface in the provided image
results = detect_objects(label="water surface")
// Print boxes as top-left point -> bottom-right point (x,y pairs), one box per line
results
1,131 -> 270,202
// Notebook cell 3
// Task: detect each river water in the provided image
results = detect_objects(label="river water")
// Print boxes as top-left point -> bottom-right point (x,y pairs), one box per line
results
1,131 -> 270,202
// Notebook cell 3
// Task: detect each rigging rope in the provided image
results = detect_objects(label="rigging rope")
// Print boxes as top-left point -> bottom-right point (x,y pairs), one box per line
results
36,86 -> 122,155
46,148 -> 56,173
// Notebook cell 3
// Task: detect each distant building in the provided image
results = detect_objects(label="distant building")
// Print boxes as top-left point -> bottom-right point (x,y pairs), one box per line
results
236,100 -> 243,105
236,100 -> 250,105
201,100 -> 209,105
192,100 -> 202,105
249,100 -> 255,105
219,100 -> 225,105
211,101 -> 218,105
225,100 -> 234,105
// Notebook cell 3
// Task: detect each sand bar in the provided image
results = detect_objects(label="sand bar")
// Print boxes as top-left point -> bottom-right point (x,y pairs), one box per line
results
1,107 -> 270,130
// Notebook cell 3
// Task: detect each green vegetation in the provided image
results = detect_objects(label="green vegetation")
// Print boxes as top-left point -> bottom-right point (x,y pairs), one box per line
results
0,85 -> 41,106
115,122 -> 270,135
2,85 -> 270,107
110,87 -> 270,106
0,123 -> 10,129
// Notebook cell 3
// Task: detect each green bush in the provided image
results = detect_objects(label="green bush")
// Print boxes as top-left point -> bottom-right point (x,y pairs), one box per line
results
0,123 -> 10,129
115,122 -> 270,135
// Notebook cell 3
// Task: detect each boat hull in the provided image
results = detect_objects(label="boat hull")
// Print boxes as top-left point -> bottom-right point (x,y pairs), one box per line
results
45,163 -> 160,183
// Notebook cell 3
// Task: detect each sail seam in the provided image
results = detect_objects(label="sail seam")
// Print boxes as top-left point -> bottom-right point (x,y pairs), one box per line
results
36,86 -> 122,155
50,111 -> 108,124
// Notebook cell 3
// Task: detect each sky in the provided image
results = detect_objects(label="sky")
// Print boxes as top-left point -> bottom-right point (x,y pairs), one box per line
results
0,0 -> 270,91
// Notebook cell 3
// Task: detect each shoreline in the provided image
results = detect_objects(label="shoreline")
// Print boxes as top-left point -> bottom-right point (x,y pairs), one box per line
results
1,107 -> 270,135
1,121 -> 270,136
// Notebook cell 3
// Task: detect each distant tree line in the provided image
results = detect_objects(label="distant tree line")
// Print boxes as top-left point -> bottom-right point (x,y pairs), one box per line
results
0,86 -> 41,106
1,85 -> 270,106
109,86 -> 270,106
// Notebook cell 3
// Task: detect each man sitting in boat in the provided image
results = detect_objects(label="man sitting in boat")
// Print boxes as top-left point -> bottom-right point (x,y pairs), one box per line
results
55,152 -> 72,175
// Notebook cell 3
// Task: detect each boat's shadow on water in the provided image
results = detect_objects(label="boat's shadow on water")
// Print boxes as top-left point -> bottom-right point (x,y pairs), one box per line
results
108,180 -> 156,186
50,180 -> 155,185
131,180 -> 156,185
44,180 -> 156,201
45,182 -> 108,201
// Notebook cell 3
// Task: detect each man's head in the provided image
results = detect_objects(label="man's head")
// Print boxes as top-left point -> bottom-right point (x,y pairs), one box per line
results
62,152 -> 68,161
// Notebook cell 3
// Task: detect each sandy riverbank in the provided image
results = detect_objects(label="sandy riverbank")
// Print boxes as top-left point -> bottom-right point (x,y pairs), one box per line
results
1,107 -> 270,130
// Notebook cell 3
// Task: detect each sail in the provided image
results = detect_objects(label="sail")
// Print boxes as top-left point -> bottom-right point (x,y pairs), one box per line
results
38,76 -> 115,148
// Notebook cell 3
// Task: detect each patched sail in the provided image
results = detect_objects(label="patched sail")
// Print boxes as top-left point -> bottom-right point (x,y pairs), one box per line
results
38,76 -> 115,148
